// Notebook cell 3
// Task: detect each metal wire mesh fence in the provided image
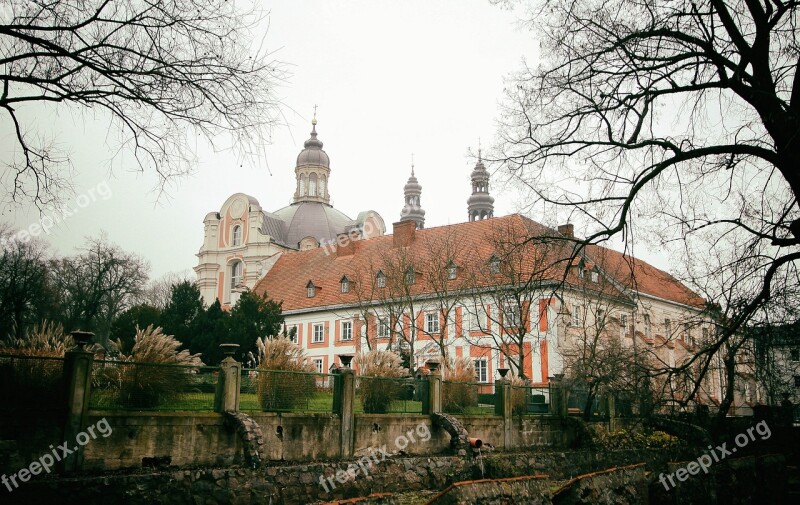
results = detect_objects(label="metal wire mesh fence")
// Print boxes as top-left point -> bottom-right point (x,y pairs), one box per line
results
89,360 -> 217,411
0,354 -> 65,411
356,376 -> 421,414
240,368 -> 334,413
442,381 -> 496,415
512,385 -> 551,415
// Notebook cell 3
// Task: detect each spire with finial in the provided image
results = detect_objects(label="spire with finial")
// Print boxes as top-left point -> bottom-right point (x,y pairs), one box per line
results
293,106 -> 330,204
400,155 -> 425,229
467,142 -> 494,222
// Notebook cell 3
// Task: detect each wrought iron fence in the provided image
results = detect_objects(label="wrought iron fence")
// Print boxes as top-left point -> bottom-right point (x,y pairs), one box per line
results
356,375 -> 421,414
0,353 -> 65,411
442,381 -> 496,415
240,368 -> 334,413
89,360 -> 217,411
512,384 -> 551,415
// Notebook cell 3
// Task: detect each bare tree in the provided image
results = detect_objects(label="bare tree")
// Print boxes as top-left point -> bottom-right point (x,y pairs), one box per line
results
142,270 -> 194,310
1,0 -> 284,207
51,235 -> 149,346
494,0 -> 800,420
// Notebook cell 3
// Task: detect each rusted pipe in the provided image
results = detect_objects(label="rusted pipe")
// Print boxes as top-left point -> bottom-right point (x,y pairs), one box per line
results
468,437 -> 483,449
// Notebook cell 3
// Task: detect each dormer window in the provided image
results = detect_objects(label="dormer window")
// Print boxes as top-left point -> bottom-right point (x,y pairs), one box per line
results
232,225 -> 242,246
591,270 -> 599,283
340,275 -> 350,293
447,261 -> 458,280
488,255 -> 501,274
405,266 -> 416,285
376,270 -> 386,288
306,280 -> 316,298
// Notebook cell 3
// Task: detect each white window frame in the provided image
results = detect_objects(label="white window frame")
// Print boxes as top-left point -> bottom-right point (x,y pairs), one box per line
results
620,314 -> 628,338
230,261 -> 243,289
312,323 -> 324,343
405,267 -> 415,285
285,324 -> 298,343
376,271 -> 386,288
571,304 -> 583,326
474,359 -> 488,383
591,270 -> 599,283
488,256 -> 500,274
312,358 -> 324,374
232,224 -> 242,246
377,317 -> 390,338
307,282 -> 316,298
503,302 -> 521,328
340,276 -> 350,293
447,262 -> 457,280
341,321 -> 353,341
426,312 -> 440,334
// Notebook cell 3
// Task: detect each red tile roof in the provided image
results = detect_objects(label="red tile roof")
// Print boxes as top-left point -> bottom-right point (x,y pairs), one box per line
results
253,214 -> 705,312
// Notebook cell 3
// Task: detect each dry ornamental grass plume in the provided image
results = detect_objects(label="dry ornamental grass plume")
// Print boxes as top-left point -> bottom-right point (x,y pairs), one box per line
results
354,350 -> 410,414
256,336 -> 316,411
442,357 -> 478,413
0,320 -> 72,408
99,325 -> 204,408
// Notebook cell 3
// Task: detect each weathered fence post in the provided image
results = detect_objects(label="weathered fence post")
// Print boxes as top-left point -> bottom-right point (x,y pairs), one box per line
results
334,355 -> 355,458
424,361 -> 442,415
215,343 -> 240,413
494,368 -> 513,449
62,330 -> 95,472
549,374 -> 567,418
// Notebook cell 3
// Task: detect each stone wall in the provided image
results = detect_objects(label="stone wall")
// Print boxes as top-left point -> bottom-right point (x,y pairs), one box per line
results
552,463 -> 648,505
427,475 -> 550,504
2,449 -> 693,505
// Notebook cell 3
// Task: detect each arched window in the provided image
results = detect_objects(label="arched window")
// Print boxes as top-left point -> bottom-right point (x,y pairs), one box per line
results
306,280 -> 316,298
340,275 -> 350,293
299,174 -> 306,196
232,225 -> 242,246
309,173 -> 317,196
376,270 -> 386,288
320,175 -> 326,198
230,261 -> 243,289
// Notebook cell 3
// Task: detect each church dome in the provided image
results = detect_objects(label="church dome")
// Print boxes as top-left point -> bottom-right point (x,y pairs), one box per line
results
273,202 -> 353,248
296,119 -> 330,167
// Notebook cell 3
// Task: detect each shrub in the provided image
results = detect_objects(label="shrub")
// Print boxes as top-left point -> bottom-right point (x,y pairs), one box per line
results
594,428 -> 680,450
354,350 -> 409,413
0,321 -> 72,409
256,336 -> 316,411
105,325 -> 204,408
442,358 -> 477,413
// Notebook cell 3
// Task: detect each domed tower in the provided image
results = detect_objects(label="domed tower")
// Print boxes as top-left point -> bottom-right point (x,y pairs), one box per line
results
293,115 -> 331,204
467,149 -> 494,221
400,164 -> 425,229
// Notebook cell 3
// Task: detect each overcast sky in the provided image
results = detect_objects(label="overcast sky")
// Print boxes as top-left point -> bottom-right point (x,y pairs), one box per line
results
1,0 -> 668,280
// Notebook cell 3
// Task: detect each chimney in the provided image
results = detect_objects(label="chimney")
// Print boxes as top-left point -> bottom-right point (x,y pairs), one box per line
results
335,233 -> 355,257
557,223 -> 574,238
392,220 -> 417,248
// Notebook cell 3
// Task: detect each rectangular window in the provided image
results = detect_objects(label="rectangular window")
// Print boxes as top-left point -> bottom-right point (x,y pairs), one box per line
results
341,279 -> 350,293
378,317 -> 390,338
591,271 -> 599,283
376,272 -> 386,288
684,323 -> 693,345
596,308 -> 605,329
643,314 -> 651,337
447,264 -> 457,280
312,358 -> 324,374
506,303 -> 521,328
426,312 -> 440,334
571,305 -> 583,326
790,349 -> 800,362
664,318 -> 672,337
285,324 -> 298,343
468,309 -> 481,331
474,359 -> 488,383
341,321 -> 353,341
620,314 -> 628,338
312,323 -> 324,343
